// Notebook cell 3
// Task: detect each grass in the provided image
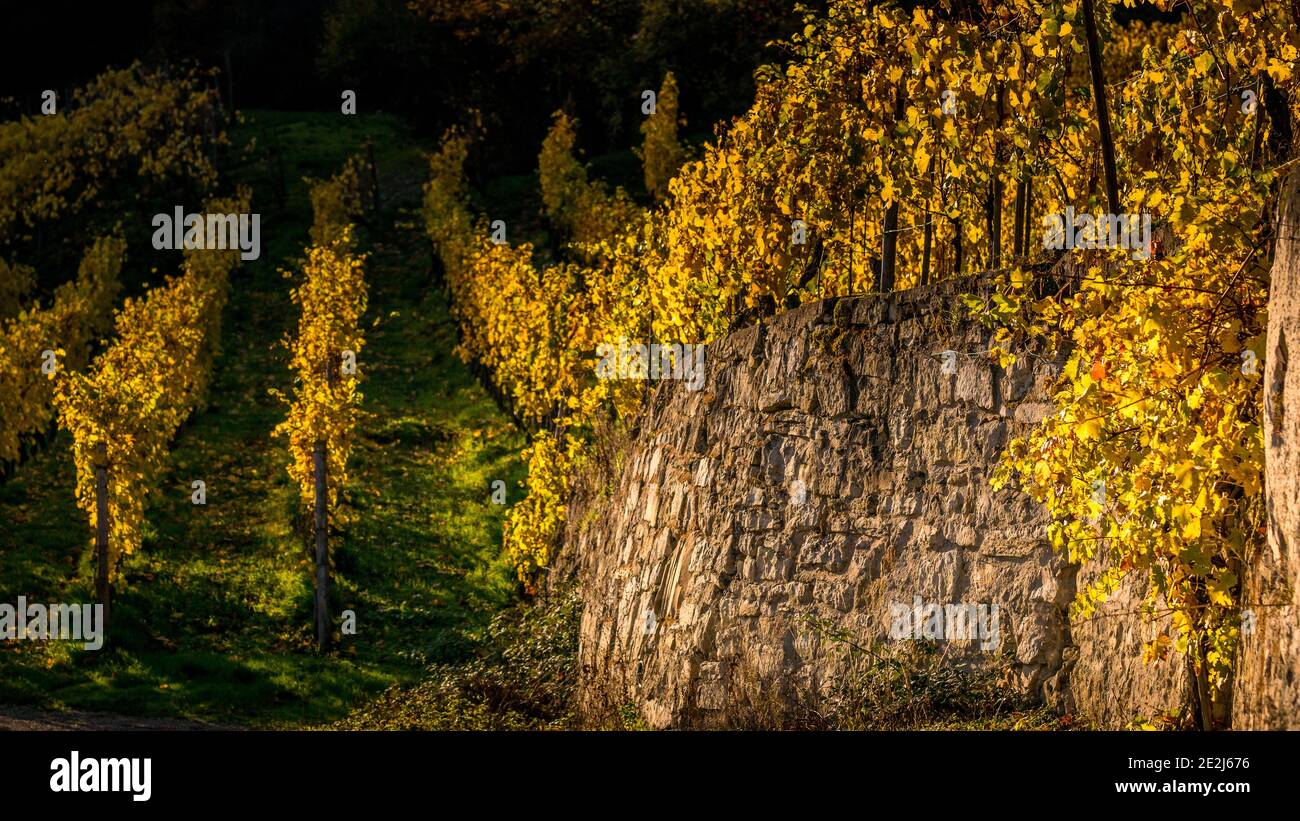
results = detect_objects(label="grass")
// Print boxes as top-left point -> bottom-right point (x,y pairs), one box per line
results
0,110 -> 526,727
336,587 -> 581,731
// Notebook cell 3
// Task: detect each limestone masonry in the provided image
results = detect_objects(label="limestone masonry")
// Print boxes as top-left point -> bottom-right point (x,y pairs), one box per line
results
554,275 -> 1203,728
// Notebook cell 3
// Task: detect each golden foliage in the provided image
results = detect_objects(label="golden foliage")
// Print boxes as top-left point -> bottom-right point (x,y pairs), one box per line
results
307,153 -> 374,249
986,0 -> 1292,703
274,166 -> 369,513
502,431 -> 584,589
0,236 -> 125,463
538,110 -> 642,249
53,192 -> 249,577
638,71 -> 687,203
0,63 -> 225,244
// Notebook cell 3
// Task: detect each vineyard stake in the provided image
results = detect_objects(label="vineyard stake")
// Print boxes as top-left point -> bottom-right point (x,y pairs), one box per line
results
1023,178 -> 1034,260
365,139 -> 381,213
92,441 -> 111,633
313,356 -> 339,652
1083,0 -> 1122,216
988,83 -> 1006,270
1013,177 -> 1027,260
313,439 -> 329,652
878,85 -> 905,293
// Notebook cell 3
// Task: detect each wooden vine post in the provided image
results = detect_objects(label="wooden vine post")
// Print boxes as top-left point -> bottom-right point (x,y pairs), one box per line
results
988,83 -> 1006,270
313,355 -> 339,653
93,441 -> 111,633
365,138 -> 381,213
878,85 -> 906,292
1082,0 -> 1121,215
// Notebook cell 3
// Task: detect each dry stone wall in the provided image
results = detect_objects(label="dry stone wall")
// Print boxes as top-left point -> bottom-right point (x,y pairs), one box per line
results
555,275 -> 1188,728
1236,171 -> 1300,729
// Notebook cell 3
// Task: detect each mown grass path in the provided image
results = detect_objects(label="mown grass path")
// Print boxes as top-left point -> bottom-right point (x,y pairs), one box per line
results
0,112 -> 524,727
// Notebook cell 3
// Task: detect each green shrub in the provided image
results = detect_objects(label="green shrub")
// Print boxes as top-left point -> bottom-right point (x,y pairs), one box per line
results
336,588 -> 580,730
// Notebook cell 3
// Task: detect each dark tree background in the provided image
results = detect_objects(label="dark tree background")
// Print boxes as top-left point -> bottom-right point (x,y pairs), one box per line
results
1,0 -> 815,174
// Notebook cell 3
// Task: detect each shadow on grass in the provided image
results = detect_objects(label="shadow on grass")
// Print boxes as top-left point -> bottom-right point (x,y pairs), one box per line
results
0,111 -> 525,727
